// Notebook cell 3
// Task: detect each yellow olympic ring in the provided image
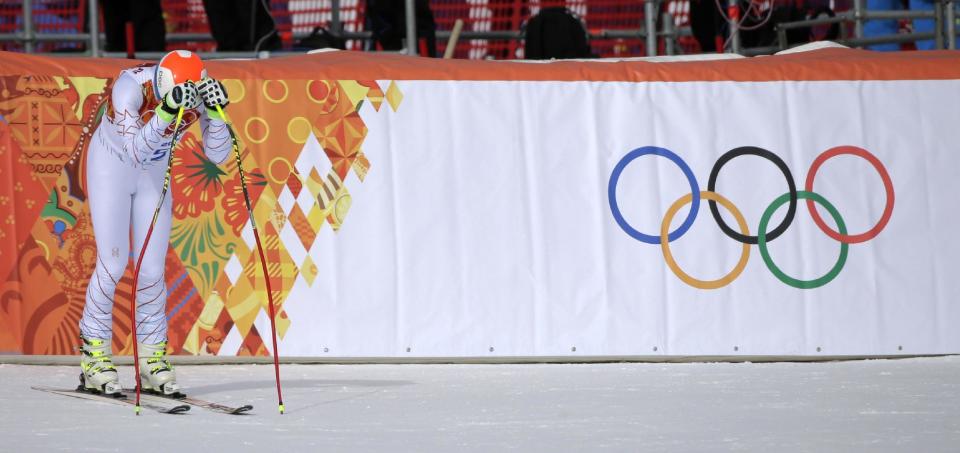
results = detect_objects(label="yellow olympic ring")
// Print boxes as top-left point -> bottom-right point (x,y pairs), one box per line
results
262,80 -> 289,104
306,80 -> 333,102
221,79 -> 246,104
306,80 -> 340,114
267,156 -> 293,185
244,117 -> 269,144
660,191 -> 750,290
286,116 -> 312,144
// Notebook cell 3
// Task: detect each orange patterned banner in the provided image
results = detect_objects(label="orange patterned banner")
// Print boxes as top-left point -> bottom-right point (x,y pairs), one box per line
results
3,49 -> 959,357
0,53 -> 403,356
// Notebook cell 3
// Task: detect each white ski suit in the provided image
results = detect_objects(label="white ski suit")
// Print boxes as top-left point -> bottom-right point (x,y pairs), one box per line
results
79,65 -> 231,344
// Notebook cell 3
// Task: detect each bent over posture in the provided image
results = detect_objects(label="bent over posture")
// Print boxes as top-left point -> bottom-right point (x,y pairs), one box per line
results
79,50 -> 232,396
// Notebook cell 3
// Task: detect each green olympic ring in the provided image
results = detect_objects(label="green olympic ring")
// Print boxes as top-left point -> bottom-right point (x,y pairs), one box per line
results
758,191 -> 849,289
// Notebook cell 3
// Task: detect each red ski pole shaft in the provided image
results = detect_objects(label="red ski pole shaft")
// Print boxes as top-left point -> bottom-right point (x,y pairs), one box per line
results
216,104 -> 285,414
130,107 -> 185,415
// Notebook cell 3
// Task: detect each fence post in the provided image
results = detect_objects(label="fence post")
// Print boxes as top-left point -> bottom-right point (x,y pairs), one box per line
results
644,0 -> 657,56
853,0 -> 864,42
728,0 -> 741,53
661,12 -> 675,56
935,0 -> 945,48
405,0 -> 417,55
23,0 -> 33,53
89,0 -> 100,57
948,0 -> 957,50
331,0 -> 342,35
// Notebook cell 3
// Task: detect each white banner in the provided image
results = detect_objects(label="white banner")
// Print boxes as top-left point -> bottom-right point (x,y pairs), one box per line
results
249,79 -> 960,357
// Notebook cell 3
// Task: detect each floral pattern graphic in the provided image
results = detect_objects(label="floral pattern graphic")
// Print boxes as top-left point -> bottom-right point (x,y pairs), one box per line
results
0,66 -> 402,356
172,132 -> 227,220
220,153 -> 267,236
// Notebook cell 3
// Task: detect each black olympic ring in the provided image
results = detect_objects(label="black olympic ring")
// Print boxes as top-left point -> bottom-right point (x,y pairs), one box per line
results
706,146 -> 797,245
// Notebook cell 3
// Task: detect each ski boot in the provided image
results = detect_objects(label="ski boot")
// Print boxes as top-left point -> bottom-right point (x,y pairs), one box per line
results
79,335 -> 123,397
138,340 -> 185,398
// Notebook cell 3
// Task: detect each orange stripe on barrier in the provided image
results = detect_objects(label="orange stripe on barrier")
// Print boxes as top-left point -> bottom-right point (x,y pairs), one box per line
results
2,48 -> 960,82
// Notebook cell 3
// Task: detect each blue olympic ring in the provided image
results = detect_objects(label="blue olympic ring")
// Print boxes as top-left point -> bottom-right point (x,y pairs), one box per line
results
608,146 -> 700,244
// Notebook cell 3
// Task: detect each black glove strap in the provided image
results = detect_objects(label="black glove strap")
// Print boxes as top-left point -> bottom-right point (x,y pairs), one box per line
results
160,102 -> 179,116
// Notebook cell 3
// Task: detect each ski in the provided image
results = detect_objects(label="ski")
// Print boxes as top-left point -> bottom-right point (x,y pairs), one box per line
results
127,389 -> 254,415
32,386 -> 190,414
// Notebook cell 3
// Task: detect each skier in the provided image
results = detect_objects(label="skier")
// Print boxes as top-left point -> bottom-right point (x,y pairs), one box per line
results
78,50 -> 232,396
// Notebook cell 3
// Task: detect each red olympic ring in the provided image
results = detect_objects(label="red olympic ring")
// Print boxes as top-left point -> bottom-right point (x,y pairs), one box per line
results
804,146 -> 895,244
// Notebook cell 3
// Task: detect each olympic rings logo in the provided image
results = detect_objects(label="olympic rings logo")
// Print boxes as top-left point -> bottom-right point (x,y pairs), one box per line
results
608,145 -> 895,290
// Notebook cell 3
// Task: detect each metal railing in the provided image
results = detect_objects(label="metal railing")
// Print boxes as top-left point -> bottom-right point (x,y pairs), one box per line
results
8,0 -> 98,54
775,0 -> 957,52
0,0 -> 956,59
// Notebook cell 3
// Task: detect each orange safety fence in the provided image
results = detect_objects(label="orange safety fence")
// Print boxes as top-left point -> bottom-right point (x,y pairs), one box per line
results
0,0 -> 667,58
0,1 -> 859,58
431,0 -> 647,59
0,0 -> 87,52
162,0 -> 368,51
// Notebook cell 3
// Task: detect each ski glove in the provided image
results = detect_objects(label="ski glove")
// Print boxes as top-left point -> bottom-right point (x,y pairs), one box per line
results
156,81 -> 201,122
197,77 -> 229,110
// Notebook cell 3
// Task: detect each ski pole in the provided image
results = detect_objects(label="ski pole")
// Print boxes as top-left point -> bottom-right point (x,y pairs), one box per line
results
215,104 -> 285,415
129,106 -> 185,415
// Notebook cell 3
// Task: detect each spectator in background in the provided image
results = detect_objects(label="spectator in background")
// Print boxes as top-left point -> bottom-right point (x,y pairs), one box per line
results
524,7 -> 593,59
366,0 -> 437,57
100,0 -> 166,51
202,0 -> 281,51
689,0 -> 725,52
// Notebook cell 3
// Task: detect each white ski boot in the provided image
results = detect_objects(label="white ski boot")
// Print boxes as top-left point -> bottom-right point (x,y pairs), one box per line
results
138,340 -> 184,398
79,335 -> 123,396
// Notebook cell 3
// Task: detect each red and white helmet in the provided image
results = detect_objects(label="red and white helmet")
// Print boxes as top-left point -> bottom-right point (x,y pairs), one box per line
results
154,50 -> 206,99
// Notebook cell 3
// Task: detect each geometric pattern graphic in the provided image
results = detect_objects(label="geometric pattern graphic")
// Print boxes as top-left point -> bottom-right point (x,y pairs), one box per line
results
0,67 -> 403,356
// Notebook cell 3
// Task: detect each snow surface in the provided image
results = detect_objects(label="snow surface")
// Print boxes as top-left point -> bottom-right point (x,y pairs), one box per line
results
2,357 -> 959,452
